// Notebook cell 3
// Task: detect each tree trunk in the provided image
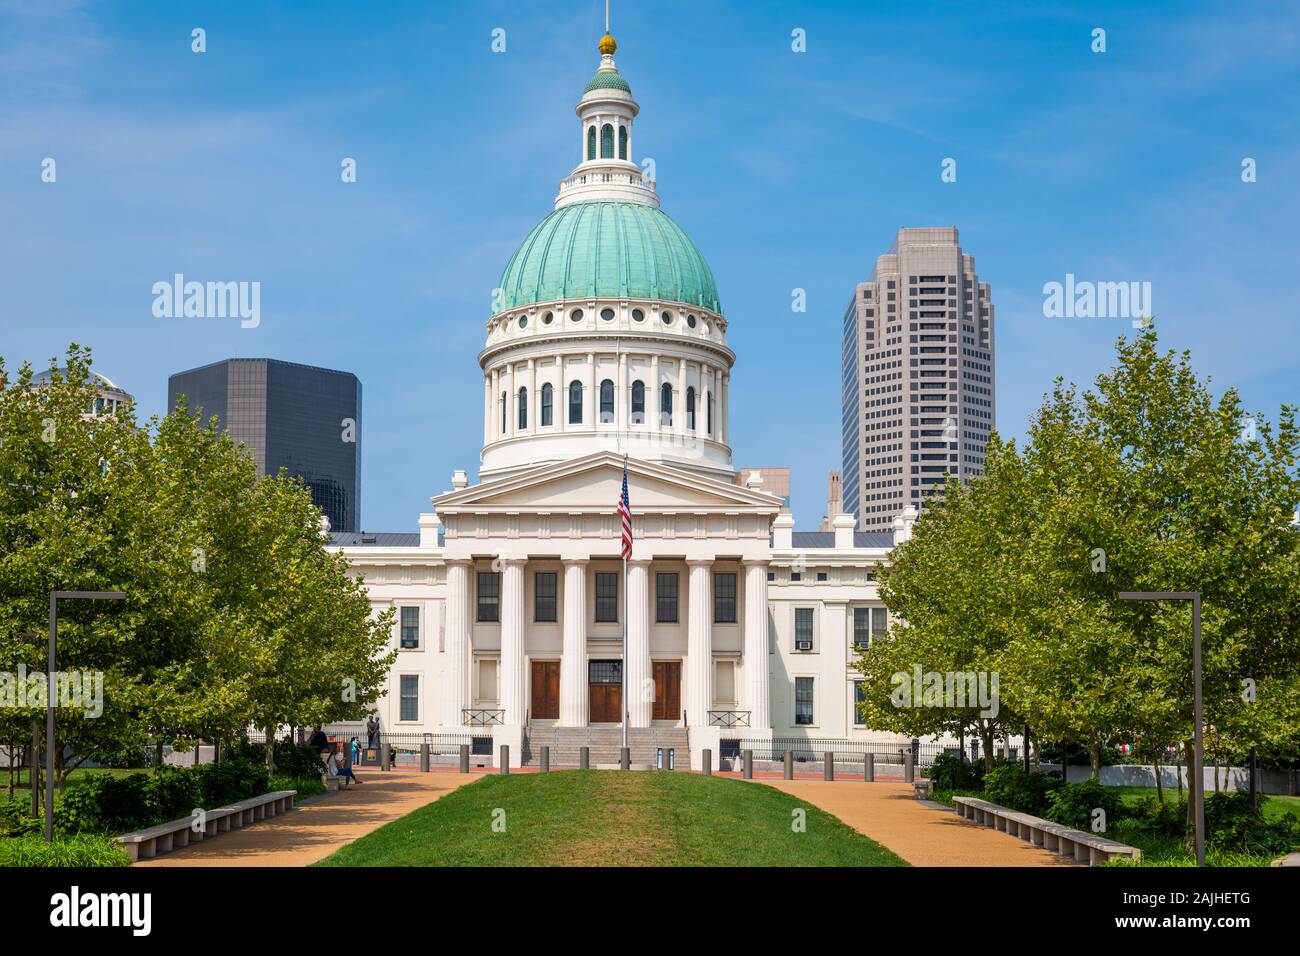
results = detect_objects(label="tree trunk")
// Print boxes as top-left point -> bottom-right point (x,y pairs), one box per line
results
264,727 -> 276,771
155,739 -> 164,770
1154,752 -> 1164,803
980,724 -> 995,772
1183,740 -> 1197,853
1089,732 -> 1102,780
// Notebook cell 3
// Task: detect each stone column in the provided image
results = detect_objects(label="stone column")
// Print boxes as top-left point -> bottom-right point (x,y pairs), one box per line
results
720,371 -> 729,445
500,559 -> 526,726
587,351 -> 596,430
686,560 -> 713,727
675,358 -> 686,439
442,560 -> 470,728
743,561 -> 771,730
650,354 -> 661,436
507,363 -> 516,437
527,359 -> 537,435
616,352 -> 627,431
482,375 -> 491,446
625,559 -> 652,727
559,559 -> 589,726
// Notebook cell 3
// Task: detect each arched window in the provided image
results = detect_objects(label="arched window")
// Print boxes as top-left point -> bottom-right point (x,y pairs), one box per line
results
599,379 -> 614,423
600,123 -> 614,158
707,391 -> 714,435
587,126 -> 596,160
686,386 -> 696,430
631,380 -> 645,423
618,125 -> 628,159
660,382 -> 673,427
518,387 -> 528,430
540,383 -> 553,426
500,392 -> 507,434
568,380 -> 583,424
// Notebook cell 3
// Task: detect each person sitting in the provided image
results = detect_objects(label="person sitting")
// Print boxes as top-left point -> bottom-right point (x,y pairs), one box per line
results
327,751 -> 361,788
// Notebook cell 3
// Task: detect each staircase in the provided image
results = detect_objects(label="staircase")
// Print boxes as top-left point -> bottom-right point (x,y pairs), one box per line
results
524,725 -> 691,770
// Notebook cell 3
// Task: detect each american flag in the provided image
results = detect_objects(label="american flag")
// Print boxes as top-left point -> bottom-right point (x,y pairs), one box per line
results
618,461 -> 633,560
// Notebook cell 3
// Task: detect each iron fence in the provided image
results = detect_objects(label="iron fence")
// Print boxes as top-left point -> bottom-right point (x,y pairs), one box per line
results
730,737 -> 957,767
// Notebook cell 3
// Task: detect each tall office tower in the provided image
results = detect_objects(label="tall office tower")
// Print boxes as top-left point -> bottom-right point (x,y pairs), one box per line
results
168,358 -> 362,532
841,227 -> 995,532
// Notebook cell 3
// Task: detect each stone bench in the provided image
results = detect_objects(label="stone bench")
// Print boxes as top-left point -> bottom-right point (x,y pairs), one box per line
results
952,796 -> 1140,865
118,790 -> 296,862
913,779 -> 934,799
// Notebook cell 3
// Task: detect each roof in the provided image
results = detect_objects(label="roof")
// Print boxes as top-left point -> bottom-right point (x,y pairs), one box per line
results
789,531 -> 895,549
495,201 -> 721,314
329,531 -> 422,547
584,70 -> 632,94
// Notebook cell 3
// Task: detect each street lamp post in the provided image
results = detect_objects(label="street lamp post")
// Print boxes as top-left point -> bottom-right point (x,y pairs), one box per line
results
46,590 -> 126,842
1118,591 -> 1204,867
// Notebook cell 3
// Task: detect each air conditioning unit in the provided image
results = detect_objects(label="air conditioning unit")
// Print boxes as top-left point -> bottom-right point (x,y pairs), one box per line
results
795,639 -> 813,651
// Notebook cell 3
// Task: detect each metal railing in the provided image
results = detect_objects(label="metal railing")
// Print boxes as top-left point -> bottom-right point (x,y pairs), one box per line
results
708,710 -> 751,728
463,708 -> 505,727
731,737 -> 954,767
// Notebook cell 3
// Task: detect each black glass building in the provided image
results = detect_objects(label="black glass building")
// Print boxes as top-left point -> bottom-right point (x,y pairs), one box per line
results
168,358 -> 361,532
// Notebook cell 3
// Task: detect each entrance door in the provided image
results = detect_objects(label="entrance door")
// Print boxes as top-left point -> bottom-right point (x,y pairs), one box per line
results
652,661 -> 681,721
589,660 -> 623,723
531,660 -> 560,720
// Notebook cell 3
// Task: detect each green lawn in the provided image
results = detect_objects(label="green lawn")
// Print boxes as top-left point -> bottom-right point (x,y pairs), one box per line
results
4,767 -> 142,791
315,771 -> 908,867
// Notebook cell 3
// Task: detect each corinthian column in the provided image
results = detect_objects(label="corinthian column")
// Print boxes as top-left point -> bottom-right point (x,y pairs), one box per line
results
743,561 -> 771,730
499,558 -> 526,726
686,560 -> 712,727
442,560 -> 470,728
625,559 -> 652,727
559,559 -> 589,725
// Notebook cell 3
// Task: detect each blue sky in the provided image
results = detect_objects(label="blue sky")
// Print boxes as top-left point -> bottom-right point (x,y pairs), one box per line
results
3,0 -> 1298,530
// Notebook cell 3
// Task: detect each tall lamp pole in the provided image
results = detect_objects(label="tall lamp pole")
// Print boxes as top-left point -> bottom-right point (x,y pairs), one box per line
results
1117,591 -> 1204,867
46,590 -> 126,842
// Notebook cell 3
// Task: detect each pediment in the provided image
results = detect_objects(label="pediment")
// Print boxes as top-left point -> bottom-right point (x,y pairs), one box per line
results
432,452 -> 781,515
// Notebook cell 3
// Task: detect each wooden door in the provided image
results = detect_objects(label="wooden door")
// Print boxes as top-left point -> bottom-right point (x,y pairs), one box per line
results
531,661 -> 560,720
652,661 -> 681,721
589,660 -> 623,723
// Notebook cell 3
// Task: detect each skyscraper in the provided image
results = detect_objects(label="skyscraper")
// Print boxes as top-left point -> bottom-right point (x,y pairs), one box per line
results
168,358 -> 362,532
841,227 -> 995,532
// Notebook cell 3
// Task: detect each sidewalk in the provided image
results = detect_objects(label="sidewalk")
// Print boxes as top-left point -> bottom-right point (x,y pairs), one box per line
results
754,779 -> 1074,866
136,770 -> 480,867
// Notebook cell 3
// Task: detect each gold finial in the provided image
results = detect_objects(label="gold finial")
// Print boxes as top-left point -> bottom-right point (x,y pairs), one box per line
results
598,31 -> 617,55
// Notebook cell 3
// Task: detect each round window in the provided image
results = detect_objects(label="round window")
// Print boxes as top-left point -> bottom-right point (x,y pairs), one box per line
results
660,311 -> 673,325
632,308 -> 645,322
518,314 -> 529,329
543,311 -> 554,325
601,308 -> 615,321
686,314 -> 697,329
570,308 -> 584,322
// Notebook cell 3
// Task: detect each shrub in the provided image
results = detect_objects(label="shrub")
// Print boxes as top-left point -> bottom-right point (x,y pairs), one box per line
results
0,833 -> 131,867
0,793 -> 40,837
270,774 -> 324,800
927,749 -> 983,792
196,754 -> 269,807
982,763 -> 1054,815
1204,792 -> 1298,856
1044,778 -> 1124,832
149,766 -> 202,822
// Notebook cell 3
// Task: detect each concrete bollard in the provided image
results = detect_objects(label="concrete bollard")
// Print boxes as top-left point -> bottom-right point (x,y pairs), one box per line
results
499,744 -> 510,774
419,743 -> 430,772
702,749 -> 712,776
823,752 -> 834,781
784,750 -> 793,780
619,747 -> 630,770
904,751 -> 915,783
540,746 -> 550,773
579,746 -> 590,770
381,743 -> 391,771
458,744 -> 469,773
864,752 -> 875,782
742,749 -> 753,779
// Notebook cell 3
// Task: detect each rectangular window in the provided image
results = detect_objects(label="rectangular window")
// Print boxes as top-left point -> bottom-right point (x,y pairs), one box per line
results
655,572 -> 678,623
795,676 -> 814,725
795,607 -> 814,649
477,571 -> 500,622
400,606 -> 420,649
853,607 -> 871,649
400,674 -> 419,721
534,572 -> 557,622
713,572 -> 737,623
872,606 -> 888,640
595,572 -> 618,622
853,681 -> 867,725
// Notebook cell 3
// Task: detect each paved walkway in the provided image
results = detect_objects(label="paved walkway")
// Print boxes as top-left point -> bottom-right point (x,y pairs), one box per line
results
137,771 -> 481,867
754,779 -> 1074,866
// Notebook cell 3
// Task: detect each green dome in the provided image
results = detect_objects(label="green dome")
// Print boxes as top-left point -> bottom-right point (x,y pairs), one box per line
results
495,201 -> 721,314
584,70 -> 632,94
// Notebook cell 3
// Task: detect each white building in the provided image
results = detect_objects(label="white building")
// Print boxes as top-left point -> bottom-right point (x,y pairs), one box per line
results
330,31 -> 918,770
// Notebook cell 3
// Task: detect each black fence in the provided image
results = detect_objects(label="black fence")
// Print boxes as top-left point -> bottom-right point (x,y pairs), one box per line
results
729,737 -> 958,767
